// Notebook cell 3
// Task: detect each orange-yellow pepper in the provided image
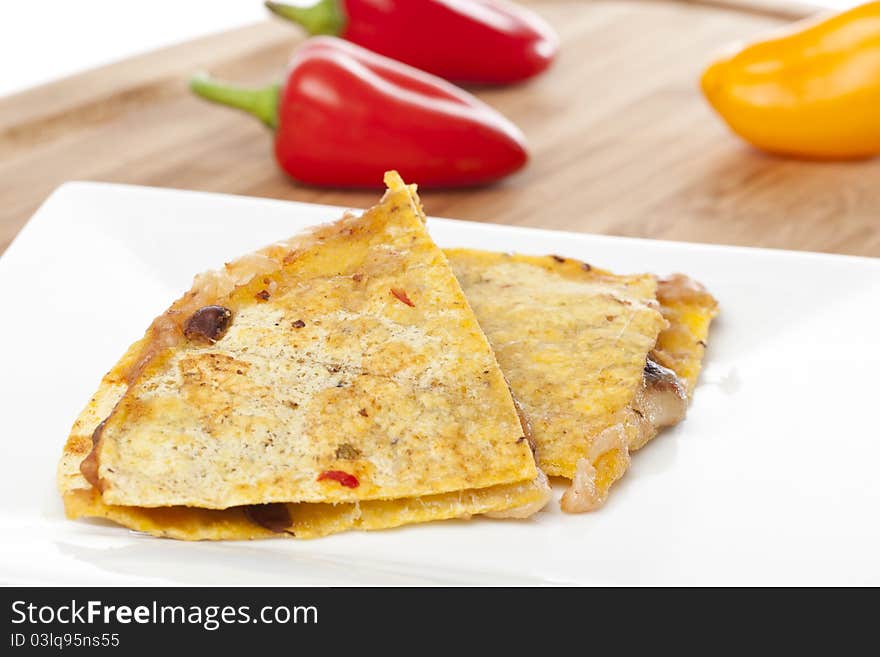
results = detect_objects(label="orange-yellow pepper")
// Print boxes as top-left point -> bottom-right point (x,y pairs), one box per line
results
701,2 -> 880,159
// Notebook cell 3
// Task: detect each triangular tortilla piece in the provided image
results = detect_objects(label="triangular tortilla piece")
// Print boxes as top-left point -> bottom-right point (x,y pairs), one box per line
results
445,249 -> 667,511
446,250 -> 718,512
58,172 -> 546,538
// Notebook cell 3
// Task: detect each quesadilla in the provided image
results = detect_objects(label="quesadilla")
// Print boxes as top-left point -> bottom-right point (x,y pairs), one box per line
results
58,172 -> 548,539
445,250 -> 717,512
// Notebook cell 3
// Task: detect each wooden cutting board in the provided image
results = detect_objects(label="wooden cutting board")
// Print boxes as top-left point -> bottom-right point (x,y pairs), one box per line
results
1,0 -> 878,258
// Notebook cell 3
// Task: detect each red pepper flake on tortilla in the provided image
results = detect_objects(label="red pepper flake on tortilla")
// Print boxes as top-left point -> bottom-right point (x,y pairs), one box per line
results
317,470 -> 360,488
390,288 -> 415,307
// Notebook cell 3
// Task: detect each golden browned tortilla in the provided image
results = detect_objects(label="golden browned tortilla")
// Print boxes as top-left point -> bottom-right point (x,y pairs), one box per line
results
445,250 -> 717,512
58,172 -> 549,539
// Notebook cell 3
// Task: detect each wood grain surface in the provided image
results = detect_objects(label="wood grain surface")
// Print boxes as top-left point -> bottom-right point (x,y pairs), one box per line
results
1,0 -> 878,258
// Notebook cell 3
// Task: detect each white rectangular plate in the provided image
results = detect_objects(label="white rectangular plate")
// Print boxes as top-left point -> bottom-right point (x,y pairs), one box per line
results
2,182 -> 878,586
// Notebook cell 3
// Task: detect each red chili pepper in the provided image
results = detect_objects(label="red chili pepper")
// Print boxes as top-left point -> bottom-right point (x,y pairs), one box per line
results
390,288 -> 414,307
317,470 -> 360,488
265,0 -> 558,85
190,37 -> 528,188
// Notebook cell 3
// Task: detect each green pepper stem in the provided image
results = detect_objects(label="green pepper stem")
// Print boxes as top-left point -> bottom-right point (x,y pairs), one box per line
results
189,74 -> 280,130
265,0 -> 346,36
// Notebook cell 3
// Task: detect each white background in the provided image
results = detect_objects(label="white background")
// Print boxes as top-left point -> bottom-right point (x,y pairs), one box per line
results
0,0 -> 853,98
0,1 -> 265,97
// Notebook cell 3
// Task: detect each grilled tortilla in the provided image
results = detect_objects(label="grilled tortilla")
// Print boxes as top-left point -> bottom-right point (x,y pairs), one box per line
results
445,250 -> 717,512
58,172 -> 547,539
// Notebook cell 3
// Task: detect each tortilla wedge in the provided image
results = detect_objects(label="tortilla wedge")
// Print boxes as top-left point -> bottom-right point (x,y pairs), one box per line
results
445,249 -> 717,512
58,172 -> 548,539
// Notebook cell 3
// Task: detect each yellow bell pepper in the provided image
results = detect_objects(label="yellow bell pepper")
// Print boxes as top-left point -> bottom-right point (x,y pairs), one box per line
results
701,2 -> 880,159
